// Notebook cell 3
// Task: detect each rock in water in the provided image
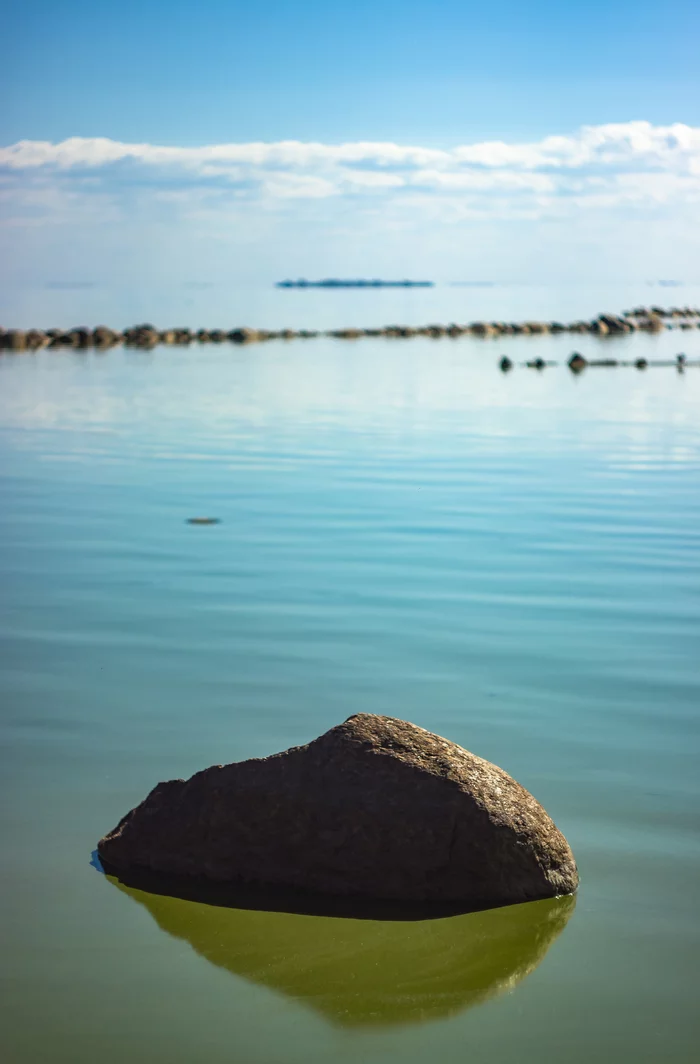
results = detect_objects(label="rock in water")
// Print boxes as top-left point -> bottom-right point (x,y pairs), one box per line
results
98,714 -> 578,908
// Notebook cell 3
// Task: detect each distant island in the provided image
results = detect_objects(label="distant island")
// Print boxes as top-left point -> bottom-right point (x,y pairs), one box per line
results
276,279 -> 434,288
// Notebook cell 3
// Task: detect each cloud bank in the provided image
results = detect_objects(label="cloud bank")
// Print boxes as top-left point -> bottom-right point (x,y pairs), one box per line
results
2,121 -> 700,212
1,122 -> 699,290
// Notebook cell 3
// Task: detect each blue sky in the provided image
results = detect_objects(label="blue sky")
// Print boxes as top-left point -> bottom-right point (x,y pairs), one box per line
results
3,0 -> 700,291
4,0 -> 700,144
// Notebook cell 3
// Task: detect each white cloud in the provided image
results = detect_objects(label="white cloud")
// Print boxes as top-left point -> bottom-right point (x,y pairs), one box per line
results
2,122 -> 700,174
2,122 -> 700,290
2,122 -> 700,224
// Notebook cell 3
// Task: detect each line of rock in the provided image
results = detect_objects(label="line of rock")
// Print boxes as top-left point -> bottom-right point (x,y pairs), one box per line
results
500,354 -> 696,372
2,306 -> 699,350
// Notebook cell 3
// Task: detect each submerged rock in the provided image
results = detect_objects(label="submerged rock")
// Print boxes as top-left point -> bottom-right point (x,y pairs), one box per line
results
98,713 -> 578,909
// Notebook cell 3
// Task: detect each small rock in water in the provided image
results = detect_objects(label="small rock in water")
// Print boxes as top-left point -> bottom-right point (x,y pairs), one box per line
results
568,353 -> 587,372
186,517 -> 221,525
98,713 -> 578,910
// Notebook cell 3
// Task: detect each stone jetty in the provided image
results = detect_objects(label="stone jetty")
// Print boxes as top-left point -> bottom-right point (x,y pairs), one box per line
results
2,306 -> 699,351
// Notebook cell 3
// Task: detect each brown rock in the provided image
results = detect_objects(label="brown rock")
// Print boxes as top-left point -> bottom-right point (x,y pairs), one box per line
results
49,332 -> 76,347
228,328 -> 261,344
2,329 -> 27,350
26,329 -> 48,348
124,324 -> 159,348
329,328 -> 363,339
469,322 -> 495,337
70,327 -> 92,348
93,326 -> 118,346
98,713 -> 578,909
599,314 -> 633,334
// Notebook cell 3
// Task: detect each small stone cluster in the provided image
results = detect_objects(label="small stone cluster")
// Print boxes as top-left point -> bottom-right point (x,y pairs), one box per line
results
2,307 -> 699,351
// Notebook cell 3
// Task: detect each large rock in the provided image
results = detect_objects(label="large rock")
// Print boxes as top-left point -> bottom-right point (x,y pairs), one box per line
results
99,714 -> 577,909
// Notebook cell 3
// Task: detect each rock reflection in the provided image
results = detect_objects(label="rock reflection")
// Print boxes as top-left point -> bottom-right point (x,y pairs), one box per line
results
108,876 -> 574,1028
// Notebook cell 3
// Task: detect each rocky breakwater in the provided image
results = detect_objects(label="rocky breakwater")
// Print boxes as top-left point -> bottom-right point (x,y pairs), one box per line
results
98,713 -> 578,910
3,306 -> 698,351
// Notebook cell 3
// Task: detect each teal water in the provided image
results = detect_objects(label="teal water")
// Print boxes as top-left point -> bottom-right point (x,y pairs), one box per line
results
1,328 -> 699,1062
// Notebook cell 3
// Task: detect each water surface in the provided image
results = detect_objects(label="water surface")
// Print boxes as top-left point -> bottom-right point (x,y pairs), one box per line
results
1,326 -> 699,1062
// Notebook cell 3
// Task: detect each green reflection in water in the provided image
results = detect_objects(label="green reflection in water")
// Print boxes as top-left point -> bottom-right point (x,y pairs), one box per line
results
110,878 -> 575,1028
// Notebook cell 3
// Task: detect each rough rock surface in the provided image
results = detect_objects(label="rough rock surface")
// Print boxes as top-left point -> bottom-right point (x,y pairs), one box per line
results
98,714 -> 579,907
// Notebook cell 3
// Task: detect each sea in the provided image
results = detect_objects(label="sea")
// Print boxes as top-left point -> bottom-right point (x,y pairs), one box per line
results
1,282 -> 699,1063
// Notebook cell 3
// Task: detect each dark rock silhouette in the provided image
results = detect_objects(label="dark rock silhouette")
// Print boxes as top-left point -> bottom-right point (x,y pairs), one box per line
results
3,329 -> 27,350
26,329 -> 48,348
4,305 -> 698,355
98,713 -> 578,909
328,327 -> 363,339
106,875 -> 575,1028
228,327 -> 260,344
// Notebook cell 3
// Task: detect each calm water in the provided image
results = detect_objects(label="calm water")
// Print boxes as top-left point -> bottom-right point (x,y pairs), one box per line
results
1,310 -> 699,1063
4,280 -> 700,332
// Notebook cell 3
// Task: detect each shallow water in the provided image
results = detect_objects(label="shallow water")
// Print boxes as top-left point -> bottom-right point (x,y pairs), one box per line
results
1,325 -> 699,1063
